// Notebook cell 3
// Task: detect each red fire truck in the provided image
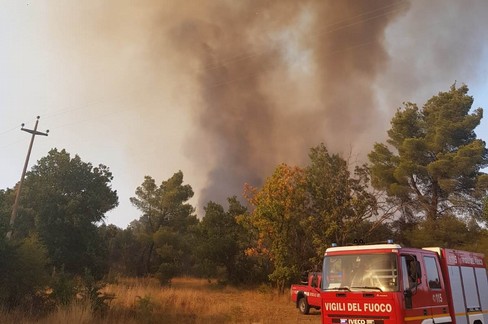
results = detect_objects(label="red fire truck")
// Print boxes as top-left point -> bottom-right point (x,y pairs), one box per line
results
290,272 -> 322,314
320,241 -> 488,324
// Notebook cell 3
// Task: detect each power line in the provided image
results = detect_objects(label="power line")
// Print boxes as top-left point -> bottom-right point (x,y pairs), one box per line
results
198,1 -> 408,73
0,125 -> 21,136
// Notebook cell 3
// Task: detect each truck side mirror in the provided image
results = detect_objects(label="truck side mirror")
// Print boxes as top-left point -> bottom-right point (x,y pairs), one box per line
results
415,261 -> 422,284
404,262 -> 421,308
300,272 -> 308,284
311,273 -> 318,288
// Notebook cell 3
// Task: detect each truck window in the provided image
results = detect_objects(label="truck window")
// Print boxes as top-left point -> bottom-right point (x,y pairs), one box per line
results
322,253 -> 398,292
424,256 -> 441,289
401,255 -> 418,290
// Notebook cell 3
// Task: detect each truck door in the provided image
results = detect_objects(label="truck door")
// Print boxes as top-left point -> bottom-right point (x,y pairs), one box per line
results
402,254 -> 432,323
401,253 -> 450,324
307,273 -> 321,308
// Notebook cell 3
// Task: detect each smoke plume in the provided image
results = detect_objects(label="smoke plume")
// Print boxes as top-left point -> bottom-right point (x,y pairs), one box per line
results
43,0 -> 488,218
163,0 -> 408,206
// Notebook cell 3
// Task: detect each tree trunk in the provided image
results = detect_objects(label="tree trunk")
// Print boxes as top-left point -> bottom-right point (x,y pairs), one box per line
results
146,241 -> 154,274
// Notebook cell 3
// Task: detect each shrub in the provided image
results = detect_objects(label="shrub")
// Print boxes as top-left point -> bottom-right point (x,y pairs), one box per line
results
156,262 -> 177,286
50,269 -> 77,306
79,269 -> 115,317
0,236 -> 50,311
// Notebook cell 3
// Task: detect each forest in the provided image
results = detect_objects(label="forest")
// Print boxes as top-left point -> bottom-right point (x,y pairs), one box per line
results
1,85 -> 488,319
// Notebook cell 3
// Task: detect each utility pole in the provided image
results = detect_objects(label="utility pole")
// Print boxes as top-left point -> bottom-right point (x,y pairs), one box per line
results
6,116 -> 49,240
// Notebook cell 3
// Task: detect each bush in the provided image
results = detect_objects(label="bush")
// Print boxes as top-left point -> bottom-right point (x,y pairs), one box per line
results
79,269 -> 115,317
50,269 -> 77,306
0,236 -> 50,310
156,262 -> 177,286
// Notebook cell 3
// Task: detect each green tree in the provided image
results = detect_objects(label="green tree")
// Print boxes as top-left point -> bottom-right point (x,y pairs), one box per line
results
197,197 -> 251,284
100,223 -> 148,277
16,148 -> 118,277
97,224 -> 141,277
0,189 -> 13,237
369,84 -> 488,225
305,143 -> 379,253
407,214 -> 481,248
130,171 -> 197,280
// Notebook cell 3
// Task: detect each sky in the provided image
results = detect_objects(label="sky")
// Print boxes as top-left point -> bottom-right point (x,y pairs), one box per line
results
1,0 -> 488,229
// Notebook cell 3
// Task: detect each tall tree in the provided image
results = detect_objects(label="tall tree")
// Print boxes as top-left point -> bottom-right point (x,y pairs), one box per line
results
245,164 -> 308,292
368,84 -> 488,224
197,197 -> 250,283
130,172 -> 195,234
130,171 -> 197,280
98,224 -> 144,276
18,148 -> 118,276
305,143 -> 379,253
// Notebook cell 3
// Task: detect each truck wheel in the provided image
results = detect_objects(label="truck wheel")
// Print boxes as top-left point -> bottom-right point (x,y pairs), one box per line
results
298,297 -> 310,315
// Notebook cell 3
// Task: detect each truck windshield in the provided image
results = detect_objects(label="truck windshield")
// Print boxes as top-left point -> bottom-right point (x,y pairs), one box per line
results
322,253 -> 399,292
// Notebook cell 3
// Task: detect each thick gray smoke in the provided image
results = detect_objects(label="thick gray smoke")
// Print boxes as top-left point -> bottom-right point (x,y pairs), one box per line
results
44,0 -> 488,217
164,1 -> 408,207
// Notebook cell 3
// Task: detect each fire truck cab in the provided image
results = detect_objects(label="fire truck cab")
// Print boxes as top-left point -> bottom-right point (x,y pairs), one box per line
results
320,242 -> 488,324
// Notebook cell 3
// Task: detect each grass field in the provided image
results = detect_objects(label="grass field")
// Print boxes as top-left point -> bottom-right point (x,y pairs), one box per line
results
0,277 -> 322,324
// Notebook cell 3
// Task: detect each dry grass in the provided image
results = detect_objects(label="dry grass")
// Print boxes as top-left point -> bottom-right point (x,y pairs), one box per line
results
0,277 -> 321,324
